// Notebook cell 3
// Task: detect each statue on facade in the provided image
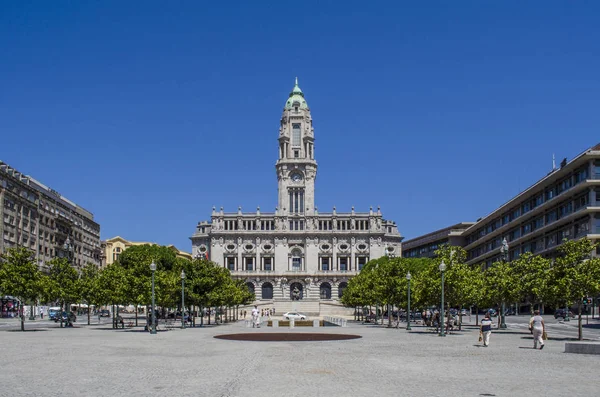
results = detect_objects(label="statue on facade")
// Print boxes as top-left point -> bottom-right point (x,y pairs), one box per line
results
291,286 -> 301,301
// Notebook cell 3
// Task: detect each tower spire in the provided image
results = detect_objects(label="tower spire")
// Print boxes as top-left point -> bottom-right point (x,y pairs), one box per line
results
295,76 -> 298,85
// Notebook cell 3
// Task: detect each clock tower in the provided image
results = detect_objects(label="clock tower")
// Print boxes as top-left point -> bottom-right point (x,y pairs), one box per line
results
276,78 -> 317,215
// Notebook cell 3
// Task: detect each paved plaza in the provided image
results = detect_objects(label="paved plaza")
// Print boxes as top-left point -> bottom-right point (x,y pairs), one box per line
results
1,316 -> 600,397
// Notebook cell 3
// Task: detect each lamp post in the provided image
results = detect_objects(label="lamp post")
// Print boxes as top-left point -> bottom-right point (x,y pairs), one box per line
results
406,272 -> 412,331
439,260 -> 447,337
150,261 -> 157,334
59,236 -> 74,328
180,269 -> 186,329
499,238 -> 509,329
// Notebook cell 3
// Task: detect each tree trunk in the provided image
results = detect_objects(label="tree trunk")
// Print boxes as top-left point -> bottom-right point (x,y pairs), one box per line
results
387,304 -> 392,327
578,303 -> 583,341
135,306 -> 138,327
87,306 -> 90,325
458,305 -> 463,331
475,305 -> 479,326
20,306 -> 25,331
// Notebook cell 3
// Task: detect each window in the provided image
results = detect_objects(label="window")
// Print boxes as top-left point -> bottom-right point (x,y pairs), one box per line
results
227,257 -> 235,271
291,249 -> 302,271
112,247 -> 121,262
534,217 -> 544,230
261,282 -> 273,299
245,257 -> 254,271
357,256 -> 367,271
292,123 -> 301,147
338,282 -> 348,298
321,257 -> 330,271
294,150 -> 299,158
546,210 -> 557,224
339,257 -> 348,271
264,257 -> 272,271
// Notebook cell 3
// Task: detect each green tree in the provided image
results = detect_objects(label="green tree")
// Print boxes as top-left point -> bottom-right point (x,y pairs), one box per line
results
549,238 -> 600,340
511,252 -> 552,313
96,263 -> 128,326
0,247 -> 42,331
43,257 -> 80,327
78,263 -> 101,325
482,260 -> 520,328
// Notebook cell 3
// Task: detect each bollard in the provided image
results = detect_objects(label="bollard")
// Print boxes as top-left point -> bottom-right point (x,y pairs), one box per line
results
290,319 -> 295,328
313,319 -> 320,327
272,319 -> 279,328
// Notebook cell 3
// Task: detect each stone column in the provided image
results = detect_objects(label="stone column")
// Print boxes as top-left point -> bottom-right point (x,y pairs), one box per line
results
332,246 -> 337,272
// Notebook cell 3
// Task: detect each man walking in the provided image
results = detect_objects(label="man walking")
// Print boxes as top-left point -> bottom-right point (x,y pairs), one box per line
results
480,313 -> 493,347
529,310 -> 546,350
251,305 -> 260,328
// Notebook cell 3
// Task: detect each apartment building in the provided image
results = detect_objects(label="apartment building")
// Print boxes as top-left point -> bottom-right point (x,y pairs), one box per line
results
402,222 -> 475,259
463,144 -> 600,267
0,161 -> 102,269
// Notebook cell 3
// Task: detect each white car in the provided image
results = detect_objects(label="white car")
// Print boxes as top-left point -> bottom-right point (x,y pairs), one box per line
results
283,312 -> 307,320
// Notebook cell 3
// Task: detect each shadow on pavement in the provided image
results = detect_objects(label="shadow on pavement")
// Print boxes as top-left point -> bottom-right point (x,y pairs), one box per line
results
8,329 -> 49,332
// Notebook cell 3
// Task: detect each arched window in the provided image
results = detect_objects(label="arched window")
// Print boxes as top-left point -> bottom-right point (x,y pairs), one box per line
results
262,282 -> 274,299
338,282 -> 348,299
292,123 -> 301,147
112,247 -> 121,262
291,249 -> 302,271
320,282 -> 332,299
245,282 -> 255,296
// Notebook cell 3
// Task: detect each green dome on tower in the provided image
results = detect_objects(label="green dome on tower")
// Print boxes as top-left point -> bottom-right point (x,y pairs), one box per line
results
284,77 -> 309,109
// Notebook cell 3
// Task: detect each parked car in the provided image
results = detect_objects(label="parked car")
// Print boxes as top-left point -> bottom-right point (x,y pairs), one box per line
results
554,309 -> 574,319
283,312 -> 307,320
48,307 -> 61,320
460,309 -> 469,316
53,311 -> 76,324
504,308 -> 516,316
100,310 -> 110,317
487,308 -> 498,317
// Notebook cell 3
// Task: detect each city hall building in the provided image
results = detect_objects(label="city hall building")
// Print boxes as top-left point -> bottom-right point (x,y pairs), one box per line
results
191,79 -> 403,315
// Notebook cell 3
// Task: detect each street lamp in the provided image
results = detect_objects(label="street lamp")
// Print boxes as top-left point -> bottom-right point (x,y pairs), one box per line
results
406,272 -> 412,331
150,261 -> 157,334
439,260 -> 447,337
58,236 -> 74,328
499,238 -> 509,329
180,269 -> 186,329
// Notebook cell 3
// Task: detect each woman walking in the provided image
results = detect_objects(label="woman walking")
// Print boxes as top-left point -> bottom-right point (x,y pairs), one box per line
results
480,313 -> 493,347
529,310 -> 546,350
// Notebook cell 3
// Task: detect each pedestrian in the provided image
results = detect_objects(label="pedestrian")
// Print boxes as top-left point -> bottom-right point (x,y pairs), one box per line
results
529,310 -> 546,350
243,310 -> 247,319
480,313 -> 493,347
251,305 -> 260,328
40,308 -> 44,319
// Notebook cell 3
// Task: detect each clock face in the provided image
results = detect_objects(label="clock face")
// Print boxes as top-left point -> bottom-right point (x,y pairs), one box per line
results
291,173 -> 303,182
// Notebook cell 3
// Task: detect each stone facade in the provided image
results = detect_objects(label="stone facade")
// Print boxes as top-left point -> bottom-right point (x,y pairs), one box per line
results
191,79 -> 402,315
0,161 -> 102,270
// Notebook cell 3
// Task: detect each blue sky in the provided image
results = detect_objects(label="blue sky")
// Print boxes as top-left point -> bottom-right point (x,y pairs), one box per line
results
1,1 -> 599,250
